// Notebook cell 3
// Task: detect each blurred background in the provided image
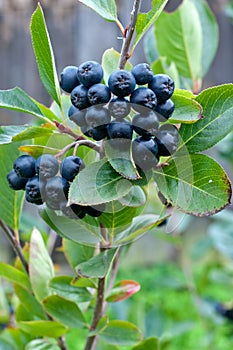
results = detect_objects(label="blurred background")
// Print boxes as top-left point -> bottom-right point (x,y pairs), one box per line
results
0,1 -> 233,349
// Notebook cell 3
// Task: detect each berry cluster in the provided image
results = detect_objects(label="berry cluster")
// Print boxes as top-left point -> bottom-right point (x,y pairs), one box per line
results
60,61 -> 179,171
7,154 -> 105,219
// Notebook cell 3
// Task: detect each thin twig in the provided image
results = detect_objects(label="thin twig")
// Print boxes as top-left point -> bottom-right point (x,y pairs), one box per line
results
118,0 -> 141,69
0,219 -> 29,273
54,120 -> 84,140
58,336 -> 69,350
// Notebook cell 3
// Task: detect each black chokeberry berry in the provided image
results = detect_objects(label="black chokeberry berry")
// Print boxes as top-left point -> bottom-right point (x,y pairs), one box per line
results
107,120 -> 133,150
68,105 -> 86,127
77,61 -> 103,88
13,155 -> 36,178
82,125 -> 108,141
35,154 -> 59,179
88,83 -> 111,105
132,136 -> 159,170
85,106 -> 111,128
70,85 -> 90,110
45,176 -> 70,210
155,99 -> 175,121
132,111 -> 159,137
148,74 -> 175,102
60,201 -> 86,219
130,87 -> 157,112
155,124 -> 179,157
108,97 -> 131,120
60,156 -> 85,182
59,66 -> 80,93
7,169 -> 28,190
131,63 -> 153,85
25,176 -> 44,205
108,70 -> 136,97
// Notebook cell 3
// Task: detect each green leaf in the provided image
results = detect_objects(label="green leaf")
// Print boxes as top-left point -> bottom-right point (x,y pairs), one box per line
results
12,125 -> 55,142
155,0 -> 202,80
99,320 -> 142,346
106,280 -> 140,302
30,4 -> 61,106
0,125 -> 26,144
114,214 -> 166,245
179,84 -> 233,152
26,338 -> 60,350
0,87 -> 57,123
40,207 -> 103,246
0,262 -> 31,291
18,144 -> 59,158
0,143 -> 25,230
69,159 -> 133,206
29,228 -> 54,301
43,295 -> 86,328
102,48 -> 132,84
134,0 -> 169,49
154,154 -> 232,217
89,315 -> 109,336
143,27 -> 158,64
0,338 -> 16,350
151,57 -> 180,89
119,186 -> 146,207
14,284 -> 46,320
78,0 -> 117,22
105,140 -> 140,180
18,320 -> 67,338
131,337 -> 160,350
169,92 -> 202,124
49,275 -> 92,303
76,248 -> 117,278
63,239 -> 95,269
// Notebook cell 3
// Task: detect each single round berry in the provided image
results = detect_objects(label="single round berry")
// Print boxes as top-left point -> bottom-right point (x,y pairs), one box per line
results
77,61 -> 103,88
59,66 -> 80,93
35,154 -> 59,179
68,105 -> 86,127
132,136 -> 159,170
85,106 -> 111,128
13,155 -> 36,178
60,201 -> 86,219
108,70 -> 136,97
70,85 -> 90,110
25,176 -> 44,204
130,87 -> 157,112
148,74 -> 175,102
88,83 -> 111,105
132,111 -> 159,137
45,176 -> 70,208
85,203 -> 106,217
155,124 -> 179,157
82,125 -> 108,141
108,97 -> 131,120
131,63 -> 153,85
60,156 -> 85,182
107,120 -> 133,150
155,99 -> 175,121
7,169 -> 28,190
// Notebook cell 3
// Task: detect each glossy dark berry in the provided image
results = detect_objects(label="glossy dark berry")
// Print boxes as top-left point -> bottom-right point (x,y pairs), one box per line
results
88,83 -> 111,105
7,169 -> 28,190
60,156 -> 85,182
85,106 -> 111,128
13,155 -> 36,178
60,201 -> 86,220
85,203 -> 106,217
155,99 -> 175,121
45,176 -> 70,209
108,97 -> 131,120
68,105 -> 86,127
132,111 -> 159,137
70,85 -> 90,110
25,176 -> 44,204
130,87 -> 157,112
131,63 -> 153,85
132,136 -> 159,170
155,124 -> 179,157
107,120 -> 133,150
82,125 -> 108,141
108,70 -> 136,97
77,61 -> 103,88
148,74 -> 175,102
59,66 -> 80,93
35,154 -> 59,179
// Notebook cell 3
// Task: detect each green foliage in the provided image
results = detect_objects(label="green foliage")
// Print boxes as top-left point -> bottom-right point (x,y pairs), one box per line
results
78,0 -> 118,22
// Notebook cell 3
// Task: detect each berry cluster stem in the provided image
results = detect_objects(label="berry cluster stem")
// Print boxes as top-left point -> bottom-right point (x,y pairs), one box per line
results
118,0 -> 141,69
0,219 -> 29,273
